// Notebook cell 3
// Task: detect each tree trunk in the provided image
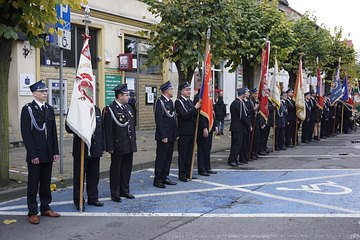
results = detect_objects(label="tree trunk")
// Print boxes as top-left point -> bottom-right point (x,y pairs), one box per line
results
242,57 -> 255,89
325,70 -> 334,94
288,70 -> 296,89
175,61 -> 195,96
0,37 -> 12,187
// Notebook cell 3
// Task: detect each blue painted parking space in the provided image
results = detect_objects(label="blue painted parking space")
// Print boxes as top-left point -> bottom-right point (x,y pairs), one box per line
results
1,169 -> 360,217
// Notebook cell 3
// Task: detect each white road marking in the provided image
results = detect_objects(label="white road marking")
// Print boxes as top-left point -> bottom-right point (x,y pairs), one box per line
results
1,169 -> 360,216
192,178 -> 359,214
2,211 -> 360,218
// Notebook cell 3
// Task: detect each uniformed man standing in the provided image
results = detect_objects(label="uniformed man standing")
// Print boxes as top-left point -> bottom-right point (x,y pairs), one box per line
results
302,92 -> 312,143
175,82 -> 201,182
103,84 -> 137,201
20,80 -> 60,224
66,105 -> 105,211
228,87 -> 251,167
153,81 -> 178,188
285,88 -> 296,147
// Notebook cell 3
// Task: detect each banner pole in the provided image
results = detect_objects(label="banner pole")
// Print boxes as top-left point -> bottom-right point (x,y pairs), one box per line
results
341,104 -> 344,134
190,27 -> 211,180
295,117 -> 298,146
79,140 -> 85,213
248,114 -> 257,159
272,110 -> 276,151
190,111 -> 200,180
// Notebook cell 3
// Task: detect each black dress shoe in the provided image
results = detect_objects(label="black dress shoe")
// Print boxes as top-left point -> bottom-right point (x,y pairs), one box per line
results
179,177 -> 190,182
88,201 -> 104,207
111,197 -> 122,202
279,147 -> 287,150
206,170 -> 217,174
258,151 -> 266,156
154,182 -> 166,188
120,193 -> 135,199
162,178 -> 177,185
199,172 -> 210,176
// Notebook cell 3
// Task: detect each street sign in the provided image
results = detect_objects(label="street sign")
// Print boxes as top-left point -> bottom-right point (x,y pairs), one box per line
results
56,4 -> 71,50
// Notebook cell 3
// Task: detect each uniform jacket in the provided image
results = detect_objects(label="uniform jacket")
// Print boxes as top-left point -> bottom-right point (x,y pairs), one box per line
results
267,100 -> 275,126
229,98 -> 251,133
305,99 -> 312,122
175,96 -> 196,136
286,97 -> 296,121
66,106 -> 105,159
103,100 -> 137,154
244,98 -> 256,124
276,100 -> 287,128
322,99 -> 331,121
20,100 -> 59,163
154,95 -> 178,142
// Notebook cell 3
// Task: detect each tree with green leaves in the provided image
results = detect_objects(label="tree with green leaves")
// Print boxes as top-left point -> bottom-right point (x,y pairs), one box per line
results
225,0 -> 296,88
141,0 -> 237,87
0,0 -> 85,187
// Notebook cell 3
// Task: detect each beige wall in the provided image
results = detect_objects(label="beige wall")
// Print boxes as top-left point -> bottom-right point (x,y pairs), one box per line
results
8,42 -> 37,143
8,1 -> 166,142
88,0 -> 158,24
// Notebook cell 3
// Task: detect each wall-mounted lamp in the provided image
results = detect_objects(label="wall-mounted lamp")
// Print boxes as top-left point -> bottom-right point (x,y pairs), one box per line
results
23,41 -> 33,58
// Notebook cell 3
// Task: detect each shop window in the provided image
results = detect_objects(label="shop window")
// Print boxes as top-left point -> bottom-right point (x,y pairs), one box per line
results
40,25 -> 97,69
124,36 -> 160,74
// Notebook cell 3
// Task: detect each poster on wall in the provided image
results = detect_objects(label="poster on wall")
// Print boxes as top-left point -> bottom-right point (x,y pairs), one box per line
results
126,77 -> 135,90
105,74 -> 122,105
19,73 -> 35,96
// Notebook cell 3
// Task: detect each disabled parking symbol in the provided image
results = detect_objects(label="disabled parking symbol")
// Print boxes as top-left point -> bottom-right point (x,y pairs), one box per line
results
276,181 -> 352,195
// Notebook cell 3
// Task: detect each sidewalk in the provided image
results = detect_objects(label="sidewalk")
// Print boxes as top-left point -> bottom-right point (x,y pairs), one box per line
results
0,124 -> 232,201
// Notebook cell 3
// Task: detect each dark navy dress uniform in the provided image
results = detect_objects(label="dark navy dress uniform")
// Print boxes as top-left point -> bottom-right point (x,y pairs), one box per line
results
66,106 -> 105,209
20,81 -> 59,217
103,84 -> 137,201
175,82 -> 197,181
285,89 -> 296,147
228,88 -> 251,166
302,92 -> 312,143
153,81 -> 178,187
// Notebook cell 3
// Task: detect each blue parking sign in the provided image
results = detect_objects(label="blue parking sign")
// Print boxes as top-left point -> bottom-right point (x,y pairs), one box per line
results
56,4 -> 71,31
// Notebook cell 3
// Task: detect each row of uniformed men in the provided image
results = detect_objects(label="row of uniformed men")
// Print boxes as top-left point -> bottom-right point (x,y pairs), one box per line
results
20,79 -> 218,224
227,86 -> 353,167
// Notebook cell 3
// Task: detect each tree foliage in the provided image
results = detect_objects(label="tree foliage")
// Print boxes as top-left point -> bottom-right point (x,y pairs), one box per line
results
142,0 -> 237,85
0,0 -> 85,187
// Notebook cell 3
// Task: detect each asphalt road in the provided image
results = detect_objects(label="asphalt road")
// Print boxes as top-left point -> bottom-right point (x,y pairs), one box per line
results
1,132 -> 360,240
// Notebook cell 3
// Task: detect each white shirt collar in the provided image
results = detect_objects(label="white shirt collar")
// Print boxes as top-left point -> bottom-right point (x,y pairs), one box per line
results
115,100 -> 123,108
181,95 -> 188,101
162,94 -> 170,101
34,99 -> 44,109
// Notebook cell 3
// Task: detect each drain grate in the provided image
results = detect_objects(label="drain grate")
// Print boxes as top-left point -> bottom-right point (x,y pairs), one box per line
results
338,153 -> 349,156
351,140 -> 360,143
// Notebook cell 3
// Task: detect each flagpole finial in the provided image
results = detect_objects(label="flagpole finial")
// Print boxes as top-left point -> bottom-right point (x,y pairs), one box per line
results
83,5 -> 91,36
206,27 -> 211,40
316,56 -> 319,65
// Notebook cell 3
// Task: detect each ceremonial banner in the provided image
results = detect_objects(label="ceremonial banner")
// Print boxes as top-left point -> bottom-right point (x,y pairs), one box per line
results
66,35 -> 96,151
316,67 -> 324,110
199,45 -> 214,130
269,57 -> 281,109
341,75 -> 349,101
330,63 -> 343,104
258,41 -> 270,121
294,57 -> 306,121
